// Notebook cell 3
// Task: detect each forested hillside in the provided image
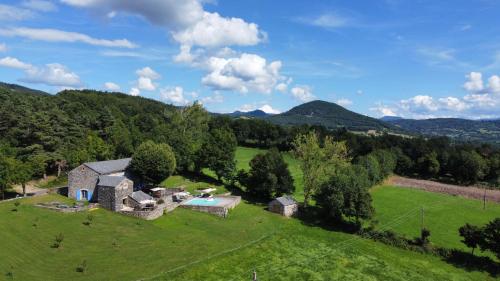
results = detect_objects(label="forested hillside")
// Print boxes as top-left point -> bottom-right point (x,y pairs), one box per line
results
266,100 -> 396,132
386,118 -> 500,145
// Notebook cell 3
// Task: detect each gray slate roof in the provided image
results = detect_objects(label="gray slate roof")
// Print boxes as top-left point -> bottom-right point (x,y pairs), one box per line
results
274,196 -> 297,206
129,191 -> 153,203
98,175 -> 126,187
84,158 -> 131,174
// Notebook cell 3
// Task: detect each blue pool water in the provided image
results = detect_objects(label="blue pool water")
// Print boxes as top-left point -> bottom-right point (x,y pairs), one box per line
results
185,198 -> 222,206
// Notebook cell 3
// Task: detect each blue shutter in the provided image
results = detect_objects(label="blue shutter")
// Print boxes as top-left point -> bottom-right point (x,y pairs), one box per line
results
88,190 -> 93,201
76,189 -> 81,200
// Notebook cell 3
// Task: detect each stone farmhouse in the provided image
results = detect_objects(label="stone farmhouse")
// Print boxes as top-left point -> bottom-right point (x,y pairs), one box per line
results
269,196 -> 298,217
68,158 -> 150,211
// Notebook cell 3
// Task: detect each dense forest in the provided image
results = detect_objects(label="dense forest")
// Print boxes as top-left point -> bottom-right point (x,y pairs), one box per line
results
0,86 -> 499,197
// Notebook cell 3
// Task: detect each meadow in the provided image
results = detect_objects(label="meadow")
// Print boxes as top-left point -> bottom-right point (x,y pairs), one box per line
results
0,146 -> 498,280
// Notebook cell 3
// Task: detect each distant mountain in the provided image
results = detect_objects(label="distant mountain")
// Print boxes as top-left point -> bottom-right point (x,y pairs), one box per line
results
380,116 -> 403,122
228,109 -> 271,118
385,118 -> 500,144
267,100 -> 395,132
0,82 -> 50,96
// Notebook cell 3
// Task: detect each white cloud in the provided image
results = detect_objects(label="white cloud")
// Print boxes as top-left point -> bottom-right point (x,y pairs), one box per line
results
22,63 -> 81,87
172,11 -> 264,47
336,98 -> 353,107
0,56 -> 81,87
371,72 -> 500,119
22,0 -> 57,12
275,83 -> 288,93
61,0 -> 204,29
463,72 -> 484,92
370,103 -> 397,117
135,66 -> 160,79
0,27 -> 137,48
104,82 -> 120,91
201,53 -> 284,94
0,4 -> 33,21
201,92 -> 224,104
258,104 -> 280,114
238,103 -> 281,114
129,87 -> 140,96
160,86 -> 190,105
134,66 -> 160,91
137,77 -> 156,91
306,13 -> 351,29
356,90 -> 363,95
291,85 -> 315,102
488,75 -> 500,94
0,43 -> 6,52
0,56 -> 32,69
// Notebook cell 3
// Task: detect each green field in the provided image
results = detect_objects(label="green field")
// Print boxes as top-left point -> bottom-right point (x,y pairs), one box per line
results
0,147 -> 498,280
371,185 -> 500,251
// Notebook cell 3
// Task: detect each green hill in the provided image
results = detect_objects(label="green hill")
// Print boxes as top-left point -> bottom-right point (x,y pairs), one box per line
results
386,118 -> 500,144
267,100 -> 395,132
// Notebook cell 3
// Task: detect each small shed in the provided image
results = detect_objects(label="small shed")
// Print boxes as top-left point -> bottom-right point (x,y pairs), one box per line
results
127,191 -> 156,210
268,196 -> 298,217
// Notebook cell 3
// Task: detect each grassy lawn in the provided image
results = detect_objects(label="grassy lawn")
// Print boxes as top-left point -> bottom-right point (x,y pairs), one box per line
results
0,194 -> 495,281
1,146 -> 499,280
371,185 -> 500,252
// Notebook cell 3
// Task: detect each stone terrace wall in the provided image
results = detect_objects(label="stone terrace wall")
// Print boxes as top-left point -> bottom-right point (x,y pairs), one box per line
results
180,205 -> 228,217
119,203 -> 166,220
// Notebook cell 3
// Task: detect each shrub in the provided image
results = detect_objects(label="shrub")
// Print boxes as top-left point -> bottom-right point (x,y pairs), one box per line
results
76,260 -> 87,273
157,199 -> 165,204
52,233 -> 64,248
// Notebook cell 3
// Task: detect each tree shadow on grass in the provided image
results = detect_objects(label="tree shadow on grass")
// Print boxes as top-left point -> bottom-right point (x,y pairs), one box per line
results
296,206 -> 361,234
441,250 -> 499,277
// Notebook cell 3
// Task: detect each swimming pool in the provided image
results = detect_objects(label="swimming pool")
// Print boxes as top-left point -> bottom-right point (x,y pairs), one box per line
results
184,198 -> 223,206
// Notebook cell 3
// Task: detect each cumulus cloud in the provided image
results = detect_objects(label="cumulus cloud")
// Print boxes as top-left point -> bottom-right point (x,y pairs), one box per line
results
0,27 -> 137,48
129,87 -> 140,96
160,86 -> 190,105
463,72 -> 484,92
201,53 -> 284,94
62,0 -> 263,48
172,11 -> 264,47
336,98 -> 353,107
238,103 -> 281,114
22,63 -> 81,87
61,0 -> 204,29
0,56 -> 32,69
134,66 -> 160,91
136,66 -> 160,79
371,71 -> 500,119
22,0 -> 58,12
200,92 -> 224,104
104,81 -> 120,91
0,4 -> 33,21
291,85 -> 315,102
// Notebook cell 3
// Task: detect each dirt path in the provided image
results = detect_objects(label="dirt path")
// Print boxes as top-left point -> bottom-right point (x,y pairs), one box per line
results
11,182 -> 47,196
387,176 -> 500,203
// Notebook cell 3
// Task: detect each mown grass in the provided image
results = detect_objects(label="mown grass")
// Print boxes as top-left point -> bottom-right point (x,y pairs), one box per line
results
0,194 -> 495,281
371,185 -> 500,252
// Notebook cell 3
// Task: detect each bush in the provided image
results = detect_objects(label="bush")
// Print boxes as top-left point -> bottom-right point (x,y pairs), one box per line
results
76,260 -> 87,273
157,199 -> 165,204
52,233 -> 64,248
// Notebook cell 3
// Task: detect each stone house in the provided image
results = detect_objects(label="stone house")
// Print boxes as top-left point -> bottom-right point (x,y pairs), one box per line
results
268,196 -> 298,217
68,158 -> 135,211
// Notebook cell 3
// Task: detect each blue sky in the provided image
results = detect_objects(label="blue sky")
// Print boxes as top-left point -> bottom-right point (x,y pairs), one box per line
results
1,0 -> 500,119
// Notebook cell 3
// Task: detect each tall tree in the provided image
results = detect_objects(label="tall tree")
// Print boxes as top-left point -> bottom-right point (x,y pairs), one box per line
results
293,132 -> 349,207
198,127 -> 237,181
128,141 -> 176,186
480,218 -> 500,259
12,160 -> 33,197
459,223 -> 483,255
241,148 -> 294,199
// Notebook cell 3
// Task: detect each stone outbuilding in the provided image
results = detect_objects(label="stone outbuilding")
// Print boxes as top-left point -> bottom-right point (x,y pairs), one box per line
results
268,196 -> 298,217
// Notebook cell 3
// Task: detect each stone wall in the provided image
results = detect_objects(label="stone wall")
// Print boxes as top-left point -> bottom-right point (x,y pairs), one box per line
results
268,201 -> 298,217
119,203 -> 166,220
68,164 -> 99,201
98,179 -> 133,211
180,204 -> 229,217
